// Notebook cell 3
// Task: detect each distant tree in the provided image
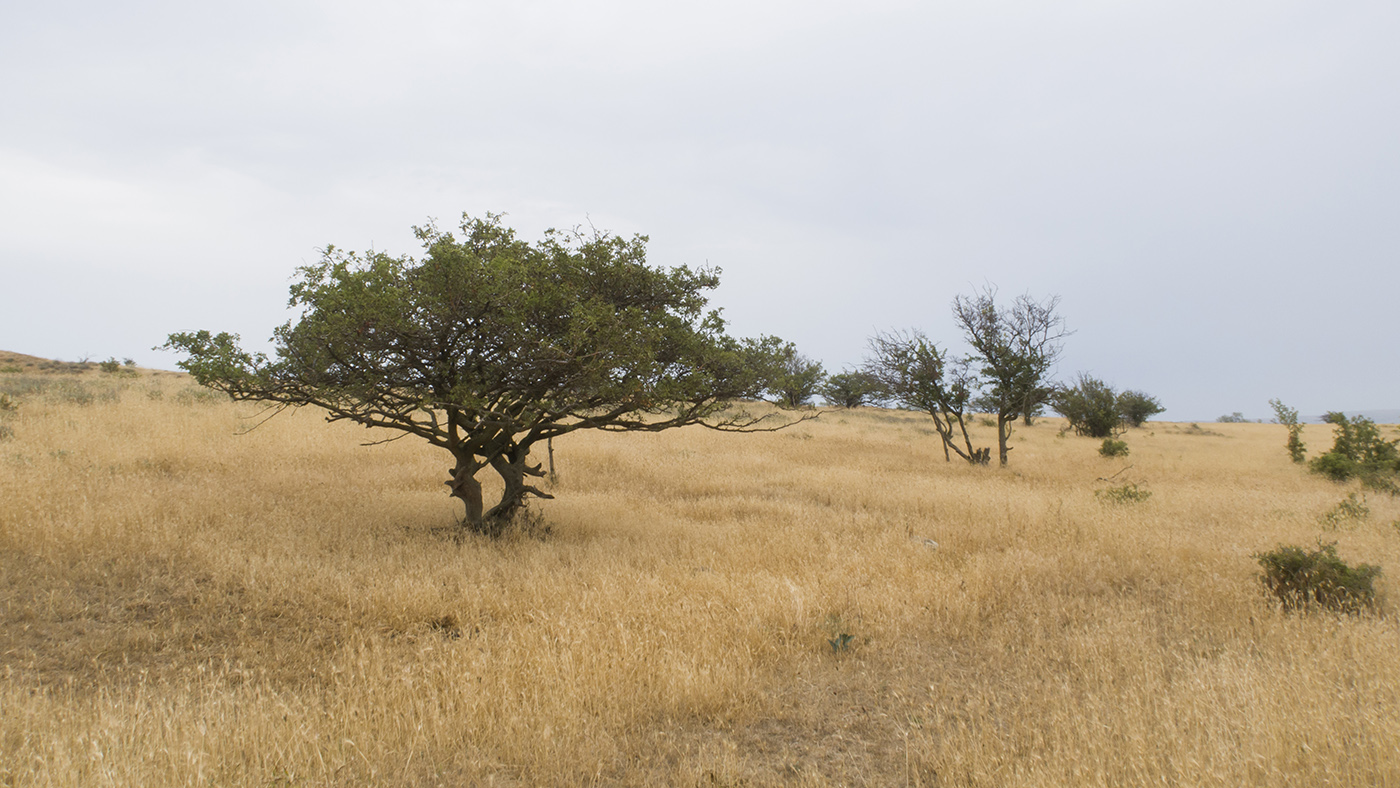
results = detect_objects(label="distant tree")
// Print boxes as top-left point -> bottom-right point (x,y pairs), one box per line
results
864,329 -> 987,463
769,346 -> 826,408
164,213 -> 806,536
820,370 -> 884,409
1117,390 -> 1164,428
1051,373 -> 1122,438
1217,412 -> 1249,423
953,288 -> 1070,466
1269,398 -> 1306,463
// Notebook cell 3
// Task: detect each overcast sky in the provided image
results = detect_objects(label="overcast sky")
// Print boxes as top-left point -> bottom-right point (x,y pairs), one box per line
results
3,0 -> 1396,420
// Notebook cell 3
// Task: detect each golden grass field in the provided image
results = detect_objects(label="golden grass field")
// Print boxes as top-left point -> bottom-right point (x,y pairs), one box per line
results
2,354 -> 1399,786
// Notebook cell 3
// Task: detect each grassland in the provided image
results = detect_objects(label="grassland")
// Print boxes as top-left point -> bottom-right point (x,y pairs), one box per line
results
2,361 -> 1398,786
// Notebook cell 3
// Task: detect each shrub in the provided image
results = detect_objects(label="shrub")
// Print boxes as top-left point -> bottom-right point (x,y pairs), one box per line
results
820,371 -> 884,409
99,357 -> 122,374
1099,438 -> 1129,457
1321,492 -> 1369,530
1269,398 -> 1307,463
1256,542 -> 1381,613
1117,390 -> 1164,427
1096,482 -> 1151,504
1051,373 -> 1121,438
1309,412 -> 1400,493
1217,412 -> 1248,423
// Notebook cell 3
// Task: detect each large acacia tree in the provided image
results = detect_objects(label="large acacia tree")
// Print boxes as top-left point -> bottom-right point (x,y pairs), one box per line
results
165,213 -> 801,536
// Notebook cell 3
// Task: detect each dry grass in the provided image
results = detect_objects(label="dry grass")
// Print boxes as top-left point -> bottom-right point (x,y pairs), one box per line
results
2,366 -> 1398,786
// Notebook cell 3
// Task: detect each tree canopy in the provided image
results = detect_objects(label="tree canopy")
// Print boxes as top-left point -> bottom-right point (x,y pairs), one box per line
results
953,288 -> 1069,465
164,213 -> 803,536
864,329 -> 987,464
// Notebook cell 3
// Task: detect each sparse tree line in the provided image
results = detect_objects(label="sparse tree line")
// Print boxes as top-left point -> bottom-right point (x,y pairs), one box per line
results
165,213 -> 1165,536
773,294 -> 1164,468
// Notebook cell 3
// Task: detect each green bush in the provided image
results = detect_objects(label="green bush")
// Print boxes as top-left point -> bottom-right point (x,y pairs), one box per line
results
1256,542 -> 1381,613
1269,398 -> 1307,463
1217,412 -> 1248,423
1321,492 -> 1369,530
1309,413 -> 1400,493
820,371 -> 884,409
1052,373 -> 1121,438
1099,438 -> 1129,457
1095,482 -> 1151,504
1117,390 -> 1164,428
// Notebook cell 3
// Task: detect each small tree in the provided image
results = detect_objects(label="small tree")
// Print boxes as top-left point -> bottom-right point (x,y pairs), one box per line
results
1269,398 -> 1307,463
769,346 -> 826,409
1217,412 -> 1248,423
164,213 -> 805,536
1051,373 -> 1121,438
953,288 -> 1069,466
864,329 -> 987,463
1117,390 -> 1163,428
820,370 -> 884,409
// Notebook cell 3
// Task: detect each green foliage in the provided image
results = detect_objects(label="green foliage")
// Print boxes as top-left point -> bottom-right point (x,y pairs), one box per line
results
864,329 -> 985,464
163,213 -> 804,536
769,346 -> 826,409
1095,483 -> 1151,504
1099,438 -> 1129,457
99,357 -> 122,374
1321,492 -> 1369,530
820,370 -> 884,409
0,365 -> 21,374
1216,412 -> 1248,423
0,392 -> 15,412
1117,390 -> 1164,428
1308,412 -> 1400,494
1269,398 -> 1306,463
1051,373 -> 1121,438
1256,542 -> 1381,613
953,288 -> 1069,466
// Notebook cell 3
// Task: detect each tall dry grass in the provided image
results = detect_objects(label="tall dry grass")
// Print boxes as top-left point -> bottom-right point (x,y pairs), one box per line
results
1,370 -> 1398,786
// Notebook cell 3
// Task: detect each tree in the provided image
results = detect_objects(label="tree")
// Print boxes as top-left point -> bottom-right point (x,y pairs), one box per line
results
953,288 -> 1069,466
1268,398 -> 1306,463
864,329 -> 988,464
1117,390 -> 1164,428
1051,373 -> 1122,438
164,213 -> 804,536
769,345 -> 826,408
820,370 -> 884,409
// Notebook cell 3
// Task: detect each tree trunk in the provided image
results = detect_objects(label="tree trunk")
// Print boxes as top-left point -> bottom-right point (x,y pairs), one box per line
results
997,414 -> 1013,466
482,445 -> 555,537
446,455 -> 486,531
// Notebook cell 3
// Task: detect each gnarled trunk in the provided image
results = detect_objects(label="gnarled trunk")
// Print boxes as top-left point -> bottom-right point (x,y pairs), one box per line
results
446,455 -> 485,528
446,446 -> 554,537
